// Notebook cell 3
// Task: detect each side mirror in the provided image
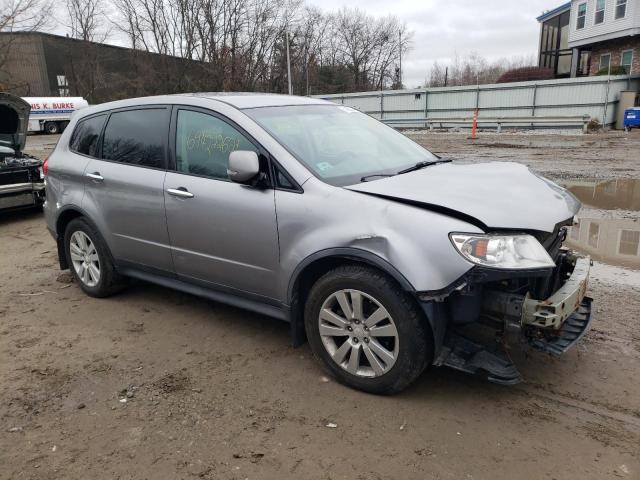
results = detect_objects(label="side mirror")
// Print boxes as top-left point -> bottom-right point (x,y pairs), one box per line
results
227,150 -> 260,184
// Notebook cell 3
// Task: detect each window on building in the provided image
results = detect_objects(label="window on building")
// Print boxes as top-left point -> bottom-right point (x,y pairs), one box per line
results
570,221 -> 581,240
599,53 -> 611,72
175,110 -> 257,181
539,10 -> 572,77
615,0 -> 627,19
588,222 -> 600,248
622,49 -> 634,74
619,230 -> 640,256
577,3 -> 587,29
56,75 -> 69,97
70,115 -> 106,157
102,109 -> 169,168
577,49 -> 592,76
595,0 -> 606,24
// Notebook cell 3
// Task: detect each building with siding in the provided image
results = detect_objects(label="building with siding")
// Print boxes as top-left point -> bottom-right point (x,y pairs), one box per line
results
538,0 -> 639,77
0,32 -> 215,103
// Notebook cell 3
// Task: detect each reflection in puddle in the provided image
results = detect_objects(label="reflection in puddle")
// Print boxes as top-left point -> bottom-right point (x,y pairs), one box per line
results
561,179 -> 640,270
563,178 -> 640,210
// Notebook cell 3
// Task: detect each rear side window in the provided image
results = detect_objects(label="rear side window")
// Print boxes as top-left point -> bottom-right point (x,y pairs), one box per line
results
69,115 -> 106,157
102,109 -> 168,168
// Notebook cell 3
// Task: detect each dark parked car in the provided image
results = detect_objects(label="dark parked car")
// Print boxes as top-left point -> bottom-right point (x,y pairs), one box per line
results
0,93 -> 45,211
43,94 -> 592,393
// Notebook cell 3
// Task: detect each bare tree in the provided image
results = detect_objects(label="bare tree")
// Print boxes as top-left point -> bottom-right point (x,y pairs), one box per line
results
427,52 -> 537,87
66,0 -> 110,42
1,0 -> 51,32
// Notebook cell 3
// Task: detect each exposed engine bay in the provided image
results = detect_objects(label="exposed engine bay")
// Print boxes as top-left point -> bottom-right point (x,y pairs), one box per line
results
0,93 -> 45,211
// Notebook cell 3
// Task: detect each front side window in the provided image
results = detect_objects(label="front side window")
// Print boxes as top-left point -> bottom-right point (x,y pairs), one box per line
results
246,105 -> 438,187
577,3 -> 587,29
102,109 -> 168,168
600,53 -> 611,72
615,0 -> 627,19
622,49 -> 634,74
595,0 -> 606,24
69,114 -> 106,157
175,109 -> 257,180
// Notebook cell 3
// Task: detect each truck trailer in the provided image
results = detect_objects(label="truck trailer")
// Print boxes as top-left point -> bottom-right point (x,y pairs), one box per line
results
23,97 -> 89,134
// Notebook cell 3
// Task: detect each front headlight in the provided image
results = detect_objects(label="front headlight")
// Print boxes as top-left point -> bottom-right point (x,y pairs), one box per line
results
449,233 -> 555,270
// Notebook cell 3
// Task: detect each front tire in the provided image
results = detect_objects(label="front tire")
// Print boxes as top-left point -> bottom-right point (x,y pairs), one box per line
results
64,218 -> 124,298
304,265 -> 433,394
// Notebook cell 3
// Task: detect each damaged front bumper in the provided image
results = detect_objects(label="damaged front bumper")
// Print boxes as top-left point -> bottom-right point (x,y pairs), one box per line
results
0,182 -> 45,210
484,252 -> 593,355
434,251 -> 593,385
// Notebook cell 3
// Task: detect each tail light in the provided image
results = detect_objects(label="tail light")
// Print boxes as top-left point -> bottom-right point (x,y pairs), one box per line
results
42,157 -> 49,176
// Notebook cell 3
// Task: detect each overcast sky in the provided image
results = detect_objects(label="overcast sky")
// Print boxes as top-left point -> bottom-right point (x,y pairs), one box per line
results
50,0 -> 560,88
307,0 -> 560,87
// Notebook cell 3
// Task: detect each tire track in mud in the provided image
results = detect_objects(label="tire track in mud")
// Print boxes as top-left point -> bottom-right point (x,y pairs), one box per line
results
512,384 -> 640,455
515,383 -> 640,428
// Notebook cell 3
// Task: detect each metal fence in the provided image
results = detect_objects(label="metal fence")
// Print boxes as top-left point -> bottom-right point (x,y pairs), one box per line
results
315,75 -> 640,129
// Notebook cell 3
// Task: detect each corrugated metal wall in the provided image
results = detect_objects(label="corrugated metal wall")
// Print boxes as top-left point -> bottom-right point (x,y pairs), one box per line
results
316,75 -> 640,128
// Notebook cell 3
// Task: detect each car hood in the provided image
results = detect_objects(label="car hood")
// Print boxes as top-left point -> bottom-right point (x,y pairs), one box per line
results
345,162 -> 581,233
0,93 -> 31,153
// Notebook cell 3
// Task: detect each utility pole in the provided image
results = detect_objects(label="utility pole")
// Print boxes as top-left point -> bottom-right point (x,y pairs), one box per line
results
398,29 -> 402,89
286,31 -> 292,95
444,66 -> 448,87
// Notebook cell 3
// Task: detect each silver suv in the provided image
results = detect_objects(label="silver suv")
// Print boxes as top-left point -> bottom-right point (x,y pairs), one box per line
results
44,94 -> 592,393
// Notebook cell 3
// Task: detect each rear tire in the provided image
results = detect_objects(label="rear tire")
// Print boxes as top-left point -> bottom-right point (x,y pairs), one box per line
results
44,122 -> 59,134
64,218 -> 124,298
304,265 -> 433,394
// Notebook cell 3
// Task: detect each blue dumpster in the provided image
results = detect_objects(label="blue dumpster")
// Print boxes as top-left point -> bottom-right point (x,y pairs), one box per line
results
624,107 -> 640,130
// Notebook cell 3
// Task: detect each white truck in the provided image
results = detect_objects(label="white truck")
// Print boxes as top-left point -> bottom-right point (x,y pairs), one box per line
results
23,97 -> 89,134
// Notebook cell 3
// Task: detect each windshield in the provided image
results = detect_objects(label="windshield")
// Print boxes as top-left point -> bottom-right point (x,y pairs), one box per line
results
245,104 -> 437,186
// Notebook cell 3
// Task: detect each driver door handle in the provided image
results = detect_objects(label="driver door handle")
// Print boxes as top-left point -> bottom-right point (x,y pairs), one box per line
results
167,187 -> 194,199
86,172 -> 104,182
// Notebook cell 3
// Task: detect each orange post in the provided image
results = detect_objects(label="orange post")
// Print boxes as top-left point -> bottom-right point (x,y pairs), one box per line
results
471,109 -> 478,140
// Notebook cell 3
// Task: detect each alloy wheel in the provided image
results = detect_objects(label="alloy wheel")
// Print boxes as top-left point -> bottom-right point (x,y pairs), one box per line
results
69,231 -> 101,287
318,289 -> 399,378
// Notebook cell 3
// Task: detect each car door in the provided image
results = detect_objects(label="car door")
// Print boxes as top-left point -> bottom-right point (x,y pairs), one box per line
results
81,106 -> 174,274
164,107 -> 280,299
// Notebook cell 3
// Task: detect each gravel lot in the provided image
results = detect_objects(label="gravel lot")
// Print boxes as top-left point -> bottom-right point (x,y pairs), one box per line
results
1,131 -> 639,480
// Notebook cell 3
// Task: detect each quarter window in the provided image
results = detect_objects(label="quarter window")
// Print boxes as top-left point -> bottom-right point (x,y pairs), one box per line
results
599,53 -> 611,72
622,49 -> 634,74
595,0 -> 605,24
102,109 -> 168,168
175,110 -> 257,180
69,115 -> 106,157
615,0 -> 627,19
577,3 -> 587,29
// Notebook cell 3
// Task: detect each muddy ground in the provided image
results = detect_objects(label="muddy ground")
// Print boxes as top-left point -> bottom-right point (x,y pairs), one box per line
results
1,131 -> 639,479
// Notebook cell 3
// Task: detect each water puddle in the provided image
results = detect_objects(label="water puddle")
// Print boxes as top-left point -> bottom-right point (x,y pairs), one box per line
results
561,179 -> 640,270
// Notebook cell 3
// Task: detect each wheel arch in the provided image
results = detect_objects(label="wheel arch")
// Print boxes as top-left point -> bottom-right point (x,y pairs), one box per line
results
287,248 -> 418,347
54,206 -> 104,270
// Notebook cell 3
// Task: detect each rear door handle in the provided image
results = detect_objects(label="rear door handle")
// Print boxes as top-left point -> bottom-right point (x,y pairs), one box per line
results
167,187 -> 194,199
86,172 -> 104,182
